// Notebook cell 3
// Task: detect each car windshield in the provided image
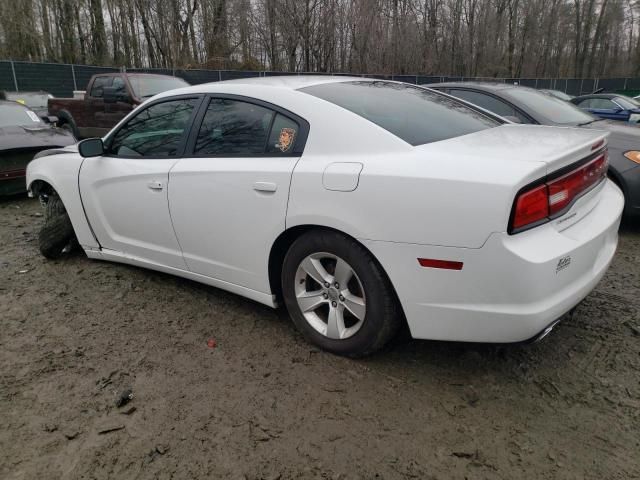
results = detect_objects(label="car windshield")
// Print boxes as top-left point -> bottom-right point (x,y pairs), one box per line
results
506,88 -> 595,125
301,81 -> 498,146
5,92 -> 51,109
0,102 -> 43,127
614,96 -> 639,109
127,76 -> 189,99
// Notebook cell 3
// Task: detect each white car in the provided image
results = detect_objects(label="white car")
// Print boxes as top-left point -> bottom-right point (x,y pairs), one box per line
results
26,77 -> 624,356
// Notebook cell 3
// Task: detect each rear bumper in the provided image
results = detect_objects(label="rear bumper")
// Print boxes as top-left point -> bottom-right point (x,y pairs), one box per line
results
365,180 -> 624,343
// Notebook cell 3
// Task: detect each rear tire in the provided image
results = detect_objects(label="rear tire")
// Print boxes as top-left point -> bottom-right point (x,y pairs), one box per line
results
281,230 -> 401,357
38,195 -> 76,259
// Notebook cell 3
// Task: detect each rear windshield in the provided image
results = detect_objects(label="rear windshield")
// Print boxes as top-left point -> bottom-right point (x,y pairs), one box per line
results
0,102 -> 42,127
300,81 -> 498,146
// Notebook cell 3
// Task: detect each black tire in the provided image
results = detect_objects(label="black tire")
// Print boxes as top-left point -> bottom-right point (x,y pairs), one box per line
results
59,120 -> 78,139
281,230 -> 401,357
38,195 -> 76,259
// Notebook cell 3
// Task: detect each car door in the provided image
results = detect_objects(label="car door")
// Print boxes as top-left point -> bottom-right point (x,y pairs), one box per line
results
79,96 -> 201,269
168,95 -> 308,293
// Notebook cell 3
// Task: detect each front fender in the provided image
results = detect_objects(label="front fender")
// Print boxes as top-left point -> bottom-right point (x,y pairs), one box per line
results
27,153 -> 99,249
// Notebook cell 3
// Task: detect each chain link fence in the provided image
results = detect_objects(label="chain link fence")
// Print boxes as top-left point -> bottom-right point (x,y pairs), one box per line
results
2,60 -> 640,98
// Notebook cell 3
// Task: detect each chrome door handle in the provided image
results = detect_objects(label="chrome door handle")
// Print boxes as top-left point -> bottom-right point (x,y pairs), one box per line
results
147,181 -> 163,190
253,182 -> 277,192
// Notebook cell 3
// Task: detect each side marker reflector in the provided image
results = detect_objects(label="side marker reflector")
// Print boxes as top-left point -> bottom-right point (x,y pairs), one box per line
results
418,258 -> 463,270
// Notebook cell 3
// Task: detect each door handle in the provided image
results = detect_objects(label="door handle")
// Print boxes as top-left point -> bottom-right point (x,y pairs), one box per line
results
147,181 -> 163,191
253,181 -> 277,193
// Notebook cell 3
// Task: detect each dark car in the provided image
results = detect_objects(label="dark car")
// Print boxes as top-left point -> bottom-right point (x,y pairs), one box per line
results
0,100 -> 76,195
2,90 -> 53,117
424,82 -> 640,217
570,93 -> 640,124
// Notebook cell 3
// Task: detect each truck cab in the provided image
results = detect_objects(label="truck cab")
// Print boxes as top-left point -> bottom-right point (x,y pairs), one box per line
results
48,73 -> 189,138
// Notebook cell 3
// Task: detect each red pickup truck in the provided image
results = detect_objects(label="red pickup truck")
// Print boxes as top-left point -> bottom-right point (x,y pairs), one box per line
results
48,73 -> 189,138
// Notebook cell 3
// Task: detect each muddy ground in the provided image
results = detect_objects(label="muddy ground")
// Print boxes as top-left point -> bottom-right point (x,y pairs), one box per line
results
1,196 -> 639,480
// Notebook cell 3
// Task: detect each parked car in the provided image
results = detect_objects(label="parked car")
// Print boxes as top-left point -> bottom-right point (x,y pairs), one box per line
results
540,89 -> 574,101
0,100 -> 75,195
2,90 -> 53,117
27,77 -> 622,356
570,93 -> 640,124
426,82 -> 640,217
48,73 -> 190,139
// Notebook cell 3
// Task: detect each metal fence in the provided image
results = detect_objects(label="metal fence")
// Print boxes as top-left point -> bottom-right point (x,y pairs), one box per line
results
2,59 -> 640,98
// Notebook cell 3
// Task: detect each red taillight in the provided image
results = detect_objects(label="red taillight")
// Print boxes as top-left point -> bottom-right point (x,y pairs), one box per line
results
512,184 -> 549,230
547,153 -> 608,215
510,151 -> 608,233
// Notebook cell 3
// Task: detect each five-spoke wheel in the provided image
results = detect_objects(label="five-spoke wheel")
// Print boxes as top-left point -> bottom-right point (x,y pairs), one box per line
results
282,230 -> 401,357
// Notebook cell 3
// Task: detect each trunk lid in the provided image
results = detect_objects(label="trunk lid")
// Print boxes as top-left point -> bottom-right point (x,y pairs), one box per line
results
423,124 -> 609,175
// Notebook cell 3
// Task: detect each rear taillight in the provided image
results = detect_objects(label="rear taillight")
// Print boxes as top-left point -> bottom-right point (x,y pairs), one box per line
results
510,150 -> 608,233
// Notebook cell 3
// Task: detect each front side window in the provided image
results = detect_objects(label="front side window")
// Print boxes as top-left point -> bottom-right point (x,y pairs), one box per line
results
91,77 -> 113,98
195,99 -> 275,155
109,98 -> 197,157
301,81 -> 498,146
112,77 -> 128,96
449,89 -> 529,123
590,98 -> 618,109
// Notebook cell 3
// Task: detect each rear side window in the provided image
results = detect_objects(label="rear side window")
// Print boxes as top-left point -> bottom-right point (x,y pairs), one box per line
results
301,81 -> 498,146
266,114 -> 299,154
91,76 -> 113,98
194,99 -> 301,156
109,98 -> 197,157
449,89 -> 529,123
195,99 -> 273,155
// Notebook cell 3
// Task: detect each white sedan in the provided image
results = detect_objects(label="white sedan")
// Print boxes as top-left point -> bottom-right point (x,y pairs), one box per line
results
26,77 -> 624,356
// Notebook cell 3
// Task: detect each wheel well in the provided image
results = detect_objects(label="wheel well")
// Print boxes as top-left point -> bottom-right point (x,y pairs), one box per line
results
268,225 -> 405,321
29,179 -> 55,197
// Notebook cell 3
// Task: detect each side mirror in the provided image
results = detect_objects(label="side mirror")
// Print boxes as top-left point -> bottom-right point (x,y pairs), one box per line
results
78,138 -> 104,158
40,115 -> 58,124
503,115 -> 523,124
103,86 -> 130,104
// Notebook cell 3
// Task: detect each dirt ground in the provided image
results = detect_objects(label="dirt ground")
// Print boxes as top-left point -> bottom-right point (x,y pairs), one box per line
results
1,196 -> 639,480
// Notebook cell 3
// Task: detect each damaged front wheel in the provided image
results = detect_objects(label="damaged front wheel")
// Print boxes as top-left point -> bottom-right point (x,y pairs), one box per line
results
38,195 -> 77,259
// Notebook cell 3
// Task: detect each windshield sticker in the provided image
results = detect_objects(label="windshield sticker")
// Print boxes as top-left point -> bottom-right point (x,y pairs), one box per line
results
26,110 -> 40,122
276,127 -> 296,152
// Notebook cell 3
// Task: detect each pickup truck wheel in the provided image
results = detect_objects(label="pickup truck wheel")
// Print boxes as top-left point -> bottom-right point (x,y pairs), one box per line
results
38,195 -> 77,259
58,120 -> 78,139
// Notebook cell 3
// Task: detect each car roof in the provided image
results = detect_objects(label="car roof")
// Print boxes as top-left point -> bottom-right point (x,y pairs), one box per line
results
185,75 -> 369,92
